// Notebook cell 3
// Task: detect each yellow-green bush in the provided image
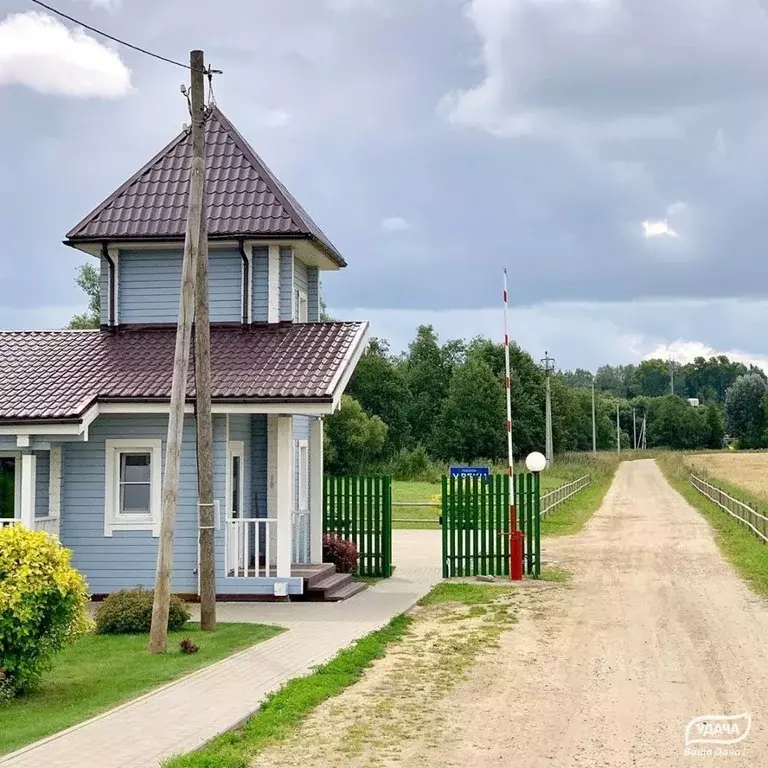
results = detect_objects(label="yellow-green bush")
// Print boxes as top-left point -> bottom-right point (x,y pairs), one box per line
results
0,526 -> 90,698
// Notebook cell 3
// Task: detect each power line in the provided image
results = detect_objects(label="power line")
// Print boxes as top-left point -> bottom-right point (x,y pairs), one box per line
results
29,0 -> 221,75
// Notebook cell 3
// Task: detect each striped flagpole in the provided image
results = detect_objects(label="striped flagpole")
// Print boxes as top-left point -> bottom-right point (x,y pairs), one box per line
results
502,269 -> 515,530
503,269 -> 523,580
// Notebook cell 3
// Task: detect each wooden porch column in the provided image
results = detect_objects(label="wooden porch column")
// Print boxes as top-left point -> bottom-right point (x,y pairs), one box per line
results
268,415 -> 293,578
309,417 -> 324,563
19,453 -> 36,529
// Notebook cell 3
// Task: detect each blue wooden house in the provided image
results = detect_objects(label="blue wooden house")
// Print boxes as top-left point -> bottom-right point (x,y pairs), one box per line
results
0,107 -> 368,599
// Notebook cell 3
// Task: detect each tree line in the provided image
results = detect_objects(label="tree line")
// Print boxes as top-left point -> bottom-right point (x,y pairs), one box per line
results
326,325 -> 767,475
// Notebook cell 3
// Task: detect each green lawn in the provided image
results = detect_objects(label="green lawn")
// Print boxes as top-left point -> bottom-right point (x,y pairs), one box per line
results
0,623 -> 282,756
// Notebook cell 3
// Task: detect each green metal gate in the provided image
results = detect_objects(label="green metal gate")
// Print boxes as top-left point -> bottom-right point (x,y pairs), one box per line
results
441,473 -> 540,578
323,476 -> 393,578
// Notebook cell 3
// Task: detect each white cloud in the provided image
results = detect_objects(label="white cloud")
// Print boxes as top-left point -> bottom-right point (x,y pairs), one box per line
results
443,0 -> 768,140
380,216 -> 410,233
0,12 -> 131,98
642,219 -> 678,238
647,341 -> 768,373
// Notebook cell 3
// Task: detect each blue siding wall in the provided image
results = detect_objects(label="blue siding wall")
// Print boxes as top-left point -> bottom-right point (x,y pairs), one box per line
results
60,414 -> 227,595
250,415 -> 268,519
294,259 -> 308,298
118,249 -> 242,324
100,255 -> 110,325
307,267 -> 319,322
35,451 -> 49,518
251,246 -> 269,322
279,247 -> 294,321
209,249 -> 243,322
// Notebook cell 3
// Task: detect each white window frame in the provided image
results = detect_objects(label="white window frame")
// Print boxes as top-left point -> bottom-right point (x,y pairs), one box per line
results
104,439 -> 162,536
294,289 -> 308,323
226,441 -> 245,518
0,451 -> 21,520
295,439 -> 309,511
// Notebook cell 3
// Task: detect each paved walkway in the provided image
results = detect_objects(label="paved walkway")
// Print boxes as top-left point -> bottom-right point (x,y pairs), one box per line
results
0,531 -> 442,768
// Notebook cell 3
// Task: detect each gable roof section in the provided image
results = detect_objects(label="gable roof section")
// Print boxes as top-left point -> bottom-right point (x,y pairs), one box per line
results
0,322 -> 367,423
65,107 -> 345,266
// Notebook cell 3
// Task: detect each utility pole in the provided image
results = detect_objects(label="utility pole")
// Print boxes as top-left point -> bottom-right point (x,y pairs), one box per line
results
643,413 -> 647,450
669,355 -> 675,395
616,404 -> 621,454
193,51 -> 216,632
591,375 -> 597,454
541,351 -> 555,467
633,408 -> 637,450
149,50 -> 206,654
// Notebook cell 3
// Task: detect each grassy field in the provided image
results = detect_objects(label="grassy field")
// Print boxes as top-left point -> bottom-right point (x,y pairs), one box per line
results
686,452 -> 768,501
392,456 -> 609,529
0,623 -> 282,756
659,453 -> 768,598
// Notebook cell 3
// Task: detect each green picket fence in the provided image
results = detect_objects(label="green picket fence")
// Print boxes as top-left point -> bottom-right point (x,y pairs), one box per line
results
441,474 -> 540,579
323,476 -> 393,578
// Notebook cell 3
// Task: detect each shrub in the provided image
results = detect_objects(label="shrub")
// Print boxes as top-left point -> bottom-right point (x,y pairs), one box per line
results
95,587 -> 190,635
322,534 -> 359,574
0,525 -> 91,697
382,445 -> 442,482
179,638 -> 199,654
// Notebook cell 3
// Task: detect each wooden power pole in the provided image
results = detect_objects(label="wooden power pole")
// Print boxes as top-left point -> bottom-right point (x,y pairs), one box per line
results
149,49 -> 207,653
194,52 -> 216,630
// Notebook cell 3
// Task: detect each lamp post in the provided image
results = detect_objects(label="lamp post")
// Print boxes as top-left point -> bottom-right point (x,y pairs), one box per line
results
525,452 -> 546,580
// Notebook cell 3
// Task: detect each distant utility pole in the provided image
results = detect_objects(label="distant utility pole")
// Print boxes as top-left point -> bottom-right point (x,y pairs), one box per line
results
149,50 -> 207,654
643,413 -> 647,450
633,408 -> 637,450
669,355 -> 675,396
542,351 -> 555,466
616,404 -> 621,454
591,376 -> 597,454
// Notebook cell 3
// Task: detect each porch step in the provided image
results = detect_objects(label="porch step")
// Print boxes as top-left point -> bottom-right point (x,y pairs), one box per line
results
297,566 -> 368,602
292,563 -> 336,589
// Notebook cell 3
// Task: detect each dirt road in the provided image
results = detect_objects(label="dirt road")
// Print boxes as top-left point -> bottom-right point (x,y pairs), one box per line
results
253,460 -> 768,766
429,459 -> 768,766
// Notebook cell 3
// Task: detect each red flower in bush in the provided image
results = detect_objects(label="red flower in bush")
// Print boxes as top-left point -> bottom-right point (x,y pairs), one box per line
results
322,534 -> 359,574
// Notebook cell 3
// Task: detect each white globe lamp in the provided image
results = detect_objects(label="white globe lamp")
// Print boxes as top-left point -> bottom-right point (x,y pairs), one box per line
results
525,451 -> 547,473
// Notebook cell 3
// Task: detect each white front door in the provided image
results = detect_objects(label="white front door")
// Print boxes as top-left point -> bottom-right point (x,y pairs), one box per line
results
0,454 -> 20,526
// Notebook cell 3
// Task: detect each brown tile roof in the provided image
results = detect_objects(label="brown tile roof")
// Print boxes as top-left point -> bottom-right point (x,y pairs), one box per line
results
65,107 -> 345,266
0,323 -> 367,423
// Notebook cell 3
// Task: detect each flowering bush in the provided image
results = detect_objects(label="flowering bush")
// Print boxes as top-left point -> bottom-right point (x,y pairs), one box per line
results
322,534 -> 359,574
0,525 -> 91,697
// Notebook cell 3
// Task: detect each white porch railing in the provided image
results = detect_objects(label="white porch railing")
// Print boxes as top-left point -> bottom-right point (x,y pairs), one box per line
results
225,517 -> 277,578
35,517 -> 59,539
292,510 -> 311,565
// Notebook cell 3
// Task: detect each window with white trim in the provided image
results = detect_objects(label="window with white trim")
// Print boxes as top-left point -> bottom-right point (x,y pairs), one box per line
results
294,289 -> 308,323
105,439 -> 162,536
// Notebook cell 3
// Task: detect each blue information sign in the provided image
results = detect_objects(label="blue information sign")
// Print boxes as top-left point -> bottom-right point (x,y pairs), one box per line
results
449,466 -> 490,480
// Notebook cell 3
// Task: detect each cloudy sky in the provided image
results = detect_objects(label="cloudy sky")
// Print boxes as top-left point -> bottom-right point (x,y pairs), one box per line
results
2,0 -> 768,371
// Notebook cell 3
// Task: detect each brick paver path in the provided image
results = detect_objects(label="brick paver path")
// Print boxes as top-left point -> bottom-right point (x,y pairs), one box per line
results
0,531 -> 442,768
